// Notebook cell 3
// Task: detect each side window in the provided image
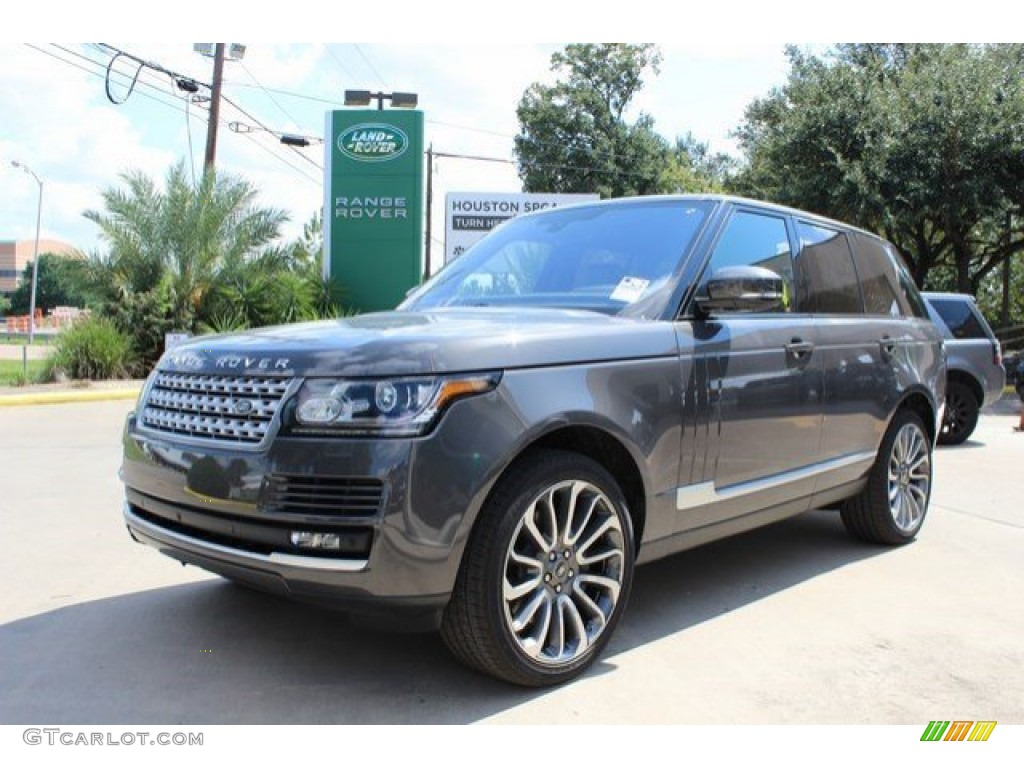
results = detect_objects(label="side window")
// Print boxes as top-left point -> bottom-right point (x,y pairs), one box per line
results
851,235 -> 912,316
700,210 -> 794,311
794,222 -> 863,314
929,299 -> 988,339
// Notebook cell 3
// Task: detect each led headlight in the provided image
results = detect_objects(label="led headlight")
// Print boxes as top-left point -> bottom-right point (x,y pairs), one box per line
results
291,372 -> 501,436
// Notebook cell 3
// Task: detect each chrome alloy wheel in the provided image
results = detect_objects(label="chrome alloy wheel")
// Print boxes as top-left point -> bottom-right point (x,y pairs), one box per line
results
502,480 -> 626,666
887,422 -> 931,533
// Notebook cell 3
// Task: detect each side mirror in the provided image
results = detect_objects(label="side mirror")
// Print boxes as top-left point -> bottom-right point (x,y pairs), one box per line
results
694,266 -> 786,315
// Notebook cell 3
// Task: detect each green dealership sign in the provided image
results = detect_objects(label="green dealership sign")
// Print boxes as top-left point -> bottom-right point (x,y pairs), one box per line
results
324,110 -> 424,312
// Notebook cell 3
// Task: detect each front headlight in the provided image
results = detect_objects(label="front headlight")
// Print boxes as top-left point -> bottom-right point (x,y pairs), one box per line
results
287,372 -> 501,436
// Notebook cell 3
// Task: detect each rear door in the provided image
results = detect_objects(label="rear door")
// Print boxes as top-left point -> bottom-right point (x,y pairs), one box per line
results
803,227 -> 930,476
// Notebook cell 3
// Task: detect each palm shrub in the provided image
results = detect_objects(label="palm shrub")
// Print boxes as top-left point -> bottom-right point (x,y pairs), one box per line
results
82,165 -> 350,365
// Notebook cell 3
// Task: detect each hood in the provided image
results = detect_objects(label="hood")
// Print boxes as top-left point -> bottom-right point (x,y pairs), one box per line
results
158,307 -> 677,377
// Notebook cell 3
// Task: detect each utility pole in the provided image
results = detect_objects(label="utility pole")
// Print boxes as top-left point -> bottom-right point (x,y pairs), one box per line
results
204,43 -> 226,172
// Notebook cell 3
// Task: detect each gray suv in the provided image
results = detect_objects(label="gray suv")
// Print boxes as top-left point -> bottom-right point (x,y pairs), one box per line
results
923,292 -> 1005,445
121,195 -> 945,686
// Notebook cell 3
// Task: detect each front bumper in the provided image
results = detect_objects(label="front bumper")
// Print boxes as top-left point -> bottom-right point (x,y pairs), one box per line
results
120,387 -> 525,629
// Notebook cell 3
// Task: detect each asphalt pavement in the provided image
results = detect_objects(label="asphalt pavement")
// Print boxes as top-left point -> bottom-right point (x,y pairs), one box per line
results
0,398 -> 1021,724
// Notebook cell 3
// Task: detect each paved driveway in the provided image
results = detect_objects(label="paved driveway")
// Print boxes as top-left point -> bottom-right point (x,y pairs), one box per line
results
1,399 -> 1021,724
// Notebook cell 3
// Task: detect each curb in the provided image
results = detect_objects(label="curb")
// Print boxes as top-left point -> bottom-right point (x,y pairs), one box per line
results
0,388 -> 141,407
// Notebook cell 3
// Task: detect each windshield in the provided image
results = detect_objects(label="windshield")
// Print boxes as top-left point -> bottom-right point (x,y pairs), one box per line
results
402,200 -> 712,316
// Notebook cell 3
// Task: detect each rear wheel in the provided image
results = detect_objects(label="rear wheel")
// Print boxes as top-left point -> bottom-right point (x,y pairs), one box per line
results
938,380 -> 979,446
441,450 -> 635,686
841,410 -> 933,545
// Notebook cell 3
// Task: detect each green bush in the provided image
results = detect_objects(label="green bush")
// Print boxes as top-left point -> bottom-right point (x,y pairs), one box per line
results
50,316 -> 136,380
104,285 -> 193,370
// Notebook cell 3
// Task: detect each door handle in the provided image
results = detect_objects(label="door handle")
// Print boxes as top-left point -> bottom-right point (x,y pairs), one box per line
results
880,336 -> 897,360
786,339 -> 814,361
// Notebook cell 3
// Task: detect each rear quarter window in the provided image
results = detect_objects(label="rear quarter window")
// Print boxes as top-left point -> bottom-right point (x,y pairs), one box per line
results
850,235 -> 909,316
929,299 -> 989,339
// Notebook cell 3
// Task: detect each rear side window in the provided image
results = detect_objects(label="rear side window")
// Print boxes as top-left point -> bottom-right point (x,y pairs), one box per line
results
794,222 -> 863,314
850,235 -> 905,316
929,298 -> 989,339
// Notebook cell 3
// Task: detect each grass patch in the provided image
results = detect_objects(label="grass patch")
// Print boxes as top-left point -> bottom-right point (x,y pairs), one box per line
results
0,358 -> 50,386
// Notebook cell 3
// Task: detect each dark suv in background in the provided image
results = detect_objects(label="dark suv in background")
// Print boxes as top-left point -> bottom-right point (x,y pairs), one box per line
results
923,292 -> 1005,445
121,195 -> 944,686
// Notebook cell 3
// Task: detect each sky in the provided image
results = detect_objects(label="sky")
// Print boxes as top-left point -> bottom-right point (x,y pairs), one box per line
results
2,5 -> 1009,275
0,41 -> 792,262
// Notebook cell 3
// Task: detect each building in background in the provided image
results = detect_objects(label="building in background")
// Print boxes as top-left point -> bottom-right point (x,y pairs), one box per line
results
0,239 -> 78,293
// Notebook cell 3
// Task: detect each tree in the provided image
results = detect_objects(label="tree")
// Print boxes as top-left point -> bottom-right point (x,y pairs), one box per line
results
84,161 -> 288,318
80,163 -> 347,366
660,134 -> 737,193
7,252 -> 95,315
734,44 -> 1024,294
514,44 -> 670,198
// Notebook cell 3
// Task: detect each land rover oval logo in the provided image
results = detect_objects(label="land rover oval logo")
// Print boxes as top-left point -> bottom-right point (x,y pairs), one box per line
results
337,123 -> 408,163
233,399 -> 253,416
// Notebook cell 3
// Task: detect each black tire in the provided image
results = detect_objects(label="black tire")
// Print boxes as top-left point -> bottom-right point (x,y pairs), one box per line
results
441,449 -> 635,687
841,410 -> 933,545
938,380 -> 979,446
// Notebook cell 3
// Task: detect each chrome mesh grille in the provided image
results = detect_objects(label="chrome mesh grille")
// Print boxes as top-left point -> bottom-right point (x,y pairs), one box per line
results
141,372 -> 293,444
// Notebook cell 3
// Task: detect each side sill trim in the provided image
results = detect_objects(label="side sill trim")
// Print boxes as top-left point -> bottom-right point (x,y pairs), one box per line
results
123,503 -> 369,573
676,451 -> 875,510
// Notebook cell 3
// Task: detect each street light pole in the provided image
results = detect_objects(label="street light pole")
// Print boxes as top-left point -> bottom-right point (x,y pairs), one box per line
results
11,160 -> 43,345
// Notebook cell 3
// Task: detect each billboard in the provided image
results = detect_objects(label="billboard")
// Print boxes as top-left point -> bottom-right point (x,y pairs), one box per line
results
324,110 -> 424,312
444,192 -> 598,263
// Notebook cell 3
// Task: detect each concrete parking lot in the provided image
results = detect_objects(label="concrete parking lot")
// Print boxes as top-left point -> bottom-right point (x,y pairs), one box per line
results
1,398 -> 1022,724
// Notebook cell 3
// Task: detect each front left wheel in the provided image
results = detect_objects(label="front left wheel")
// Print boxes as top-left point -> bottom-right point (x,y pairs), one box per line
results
441,450 -> 635,687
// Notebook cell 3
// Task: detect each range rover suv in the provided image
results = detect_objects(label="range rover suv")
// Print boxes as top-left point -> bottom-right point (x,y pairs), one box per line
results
121,195 -> 945,686
922,292 -> 1005,445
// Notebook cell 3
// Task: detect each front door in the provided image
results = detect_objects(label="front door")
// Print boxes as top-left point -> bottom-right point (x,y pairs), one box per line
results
675,207 -> 824,531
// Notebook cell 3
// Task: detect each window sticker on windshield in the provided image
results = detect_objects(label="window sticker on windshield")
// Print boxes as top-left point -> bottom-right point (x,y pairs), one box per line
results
610,276 -> 650,303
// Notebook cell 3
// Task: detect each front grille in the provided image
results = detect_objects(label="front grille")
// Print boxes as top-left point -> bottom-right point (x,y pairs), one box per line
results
263,475 -> 384,517
141,372 -> 293,445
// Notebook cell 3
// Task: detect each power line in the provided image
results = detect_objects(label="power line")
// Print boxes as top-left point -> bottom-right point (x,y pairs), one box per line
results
98,44 -> 323,177
51,44 -> 187,104
39,44 -> 660,187
185,96 -> 198,186
206,74 -> 664,169
30,44 -> 322,190
28,44 -> 193,115
352,44 -> 388,89
220,93 -> 323,172
237,60 -> 304,130
325,45 -> 358,82
219,80 -> 520,141
222,80 -> 340,106
233,129 -> 322,186
96,43 -> 209,92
